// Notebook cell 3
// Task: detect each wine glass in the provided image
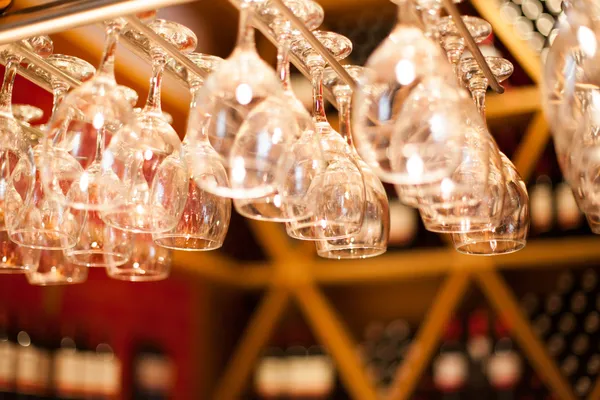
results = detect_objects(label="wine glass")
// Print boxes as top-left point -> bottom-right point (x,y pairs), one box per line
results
417,118 -> 505,233
186,0 -> 295,200
542,0 -> 600,155
26,249 -> 87,286
352,0 -> 461,185
106,233 -> 171,281
39,19 -> 140,214
286,31 -> 366,240
12,105 -> 43,125
452,153 -> 529,255
437,16 -> 492,74
316,66 -> 389,259
102,19 -> 195,234
0,37 -> 52,234
153,53 -> 231,251
9,55 -> 95,250
0,231 -> 40,274
235,0 -> 325,222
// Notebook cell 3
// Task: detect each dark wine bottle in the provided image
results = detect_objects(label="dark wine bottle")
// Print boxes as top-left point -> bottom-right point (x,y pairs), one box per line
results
488,320 -> 521,400
544,293 -> 563,329
466,310 -> 492,400
556,271 -> 577,298
254,347 -> 285,400
433,318 -> 468,400
132,343 -> 174,400
580,269 -> 598,295
53,325 -> 83,400
0,311 -> 16,400
15,315 -> 51,400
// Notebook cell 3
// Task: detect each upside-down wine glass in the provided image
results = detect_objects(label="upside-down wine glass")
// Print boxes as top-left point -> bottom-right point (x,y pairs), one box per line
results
106,233 -> 171,281
187,0 -> 296,200
286,31 -> 366,240
353,0 -> 462,187
416,57 -> 511,233
153,53 -> 231,251
39,19 -> 139,216
317,65 -> 389,259
452,153 -> 529,255
0,36 -> 52,233
437,16 -> 492,77
9,55 -> 95,251
0,37 -> 51,273
26,249 -> 88,286
542,0 -> 600,158
102,19 -> 194,234
234,0 -> 325,222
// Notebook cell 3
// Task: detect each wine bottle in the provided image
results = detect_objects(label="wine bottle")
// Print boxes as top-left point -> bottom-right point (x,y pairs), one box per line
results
520,293 -> 541,321
132,343 -> 174,400
0,311 -> 16,400
432,318 -> 468,400
96,334 -> 121,400
466,310 -> 492,399
305,345 -> 335,400
580,269 -> 598,295
15,315 -> 51,400
574,376 -> 592,398
544,293 -> 563,330
556,271 -> 577,298
254,347 -> 286,400
53,326 -> 84,400
488,319 -> 522,400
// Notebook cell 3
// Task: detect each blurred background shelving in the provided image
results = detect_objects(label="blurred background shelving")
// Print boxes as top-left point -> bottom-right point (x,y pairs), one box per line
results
2,0 -> 600,399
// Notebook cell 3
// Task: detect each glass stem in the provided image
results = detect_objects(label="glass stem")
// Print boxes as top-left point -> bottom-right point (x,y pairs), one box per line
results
50,83 -> 69,118
472,89 -> 487,121
336,92 -> 353,147
311,66 -> 327,123
276,31 -> 292,91
397,0 -> 418,26
422,7 -> 441,40
143,56 -> 165,114
0,56 -> 19,114
185,87 -> 210,144
94,127 -> 105,162
236,1 -> 256,51
97,24 -> 121,80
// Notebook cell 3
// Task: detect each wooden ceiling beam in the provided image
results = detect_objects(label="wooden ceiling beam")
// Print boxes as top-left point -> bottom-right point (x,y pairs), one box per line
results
486,85 -> 540,119
311,237 -> 600,285
512,112 -> 550,182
